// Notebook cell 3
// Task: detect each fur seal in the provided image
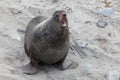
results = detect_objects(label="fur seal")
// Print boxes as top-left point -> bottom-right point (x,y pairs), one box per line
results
24,10 -> 70,74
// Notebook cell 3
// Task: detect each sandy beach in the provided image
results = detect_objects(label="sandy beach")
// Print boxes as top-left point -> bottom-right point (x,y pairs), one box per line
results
0,0 -> 120,80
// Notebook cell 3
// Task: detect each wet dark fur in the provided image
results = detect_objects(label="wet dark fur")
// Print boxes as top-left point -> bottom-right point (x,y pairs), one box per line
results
24,16 -> 47,55
24,11 -> 69,65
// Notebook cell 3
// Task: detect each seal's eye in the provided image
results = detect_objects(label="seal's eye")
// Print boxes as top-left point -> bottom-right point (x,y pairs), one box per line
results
55,15 -> 59,19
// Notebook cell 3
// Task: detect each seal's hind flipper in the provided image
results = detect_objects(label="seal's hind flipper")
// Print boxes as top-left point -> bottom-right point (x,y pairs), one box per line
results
22,63 -> 38,75
22,57 -> 39,75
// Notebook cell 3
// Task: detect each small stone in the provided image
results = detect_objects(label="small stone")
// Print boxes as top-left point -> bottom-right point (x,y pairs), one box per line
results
10,34 -> 22,41
98,8 -> 113,17
80,42 -> 88,49
52,0 -> 58,3
0,26 -> 5,33
108,33 -> 111,37
0,22 -> 6,33
97,20 -> 107,28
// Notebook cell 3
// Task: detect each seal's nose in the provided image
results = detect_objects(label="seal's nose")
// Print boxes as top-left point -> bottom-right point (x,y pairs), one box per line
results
63,14 -> 66,17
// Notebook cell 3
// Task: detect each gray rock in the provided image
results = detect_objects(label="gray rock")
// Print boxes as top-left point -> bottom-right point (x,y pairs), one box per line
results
80,42 -> 88,49
97,20 -> 107,28
98,8 -> 113,17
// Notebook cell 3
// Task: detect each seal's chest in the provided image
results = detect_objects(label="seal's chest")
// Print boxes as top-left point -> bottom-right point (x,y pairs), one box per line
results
36,45 -> 69,64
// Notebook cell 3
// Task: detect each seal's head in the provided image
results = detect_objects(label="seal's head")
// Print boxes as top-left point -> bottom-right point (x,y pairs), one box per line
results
53,10 -> 68,28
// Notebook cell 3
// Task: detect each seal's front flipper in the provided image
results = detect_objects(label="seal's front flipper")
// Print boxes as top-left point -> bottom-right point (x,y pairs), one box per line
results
54,59 -> 78,70
68,60 -> 79,69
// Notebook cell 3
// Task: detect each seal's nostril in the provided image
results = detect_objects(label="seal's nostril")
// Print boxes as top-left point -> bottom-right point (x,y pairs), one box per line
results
63,14 -> 66,17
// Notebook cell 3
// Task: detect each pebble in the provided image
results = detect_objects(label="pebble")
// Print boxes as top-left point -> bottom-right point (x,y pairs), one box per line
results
98,8 -> 113,17
80,42 -> 88,49
0,26 -> 5,33
0,22 -> 6,33
97,19 -> 107,28
10,34 -> 22,42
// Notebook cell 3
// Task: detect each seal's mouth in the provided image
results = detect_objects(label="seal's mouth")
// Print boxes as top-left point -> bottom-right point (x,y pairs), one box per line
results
60,14 -> 67,27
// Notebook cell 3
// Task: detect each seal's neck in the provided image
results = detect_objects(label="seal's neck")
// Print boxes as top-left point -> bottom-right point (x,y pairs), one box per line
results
48,18 -> 69,46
